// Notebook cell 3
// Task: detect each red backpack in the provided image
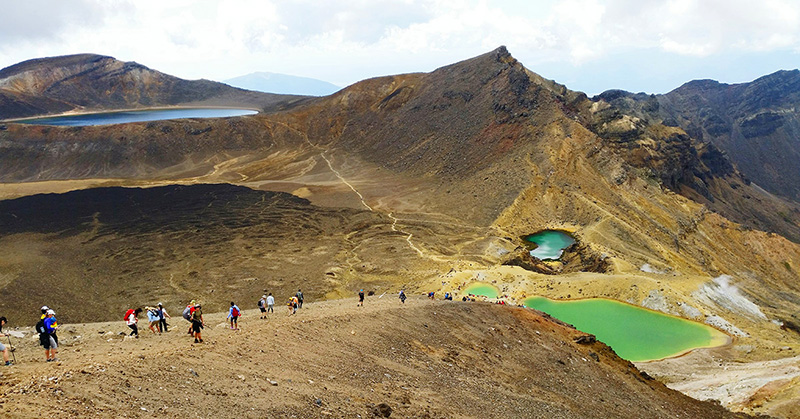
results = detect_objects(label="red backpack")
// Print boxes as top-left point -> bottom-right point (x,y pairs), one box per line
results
124,309 -> 135,321
232,306 -> 240,317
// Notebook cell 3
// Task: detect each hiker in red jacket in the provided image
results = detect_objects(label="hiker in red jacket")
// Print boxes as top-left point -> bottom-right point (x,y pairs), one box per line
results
227,302 -> 241,330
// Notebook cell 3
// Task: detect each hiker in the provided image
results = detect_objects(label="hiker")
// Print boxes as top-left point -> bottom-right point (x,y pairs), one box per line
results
267,293 -> 275,313
0,317 -> 11,366
125,308 -> 142,338
428,291 -> 435,300
191,303 -> 204,343
183,300 -> 196,336
296,289 -> 304,309
228,302 -> 241,330
146,306 -> 160,334
399,290 -> 407,304
157,303 -> 170,333
38,309 -> 58,361
444,292 -> 453,301
258,295 -> 267,319
358,289 -> 365,307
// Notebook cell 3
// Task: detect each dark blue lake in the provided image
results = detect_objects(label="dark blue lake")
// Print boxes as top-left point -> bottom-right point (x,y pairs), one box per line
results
15,108 -> 258,126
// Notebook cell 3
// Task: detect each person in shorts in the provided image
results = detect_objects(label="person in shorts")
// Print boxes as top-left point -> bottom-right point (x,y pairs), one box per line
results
0,316 -> 11,366
39,309 -> 59,362
191,303 -> 204,343
146,306 -> 160,334
258,295 -> 267,319
228,302 -> 241,330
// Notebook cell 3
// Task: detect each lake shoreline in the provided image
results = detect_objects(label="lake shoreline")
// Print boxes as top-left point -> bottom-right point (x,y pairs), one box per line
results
0,105 -> 261,124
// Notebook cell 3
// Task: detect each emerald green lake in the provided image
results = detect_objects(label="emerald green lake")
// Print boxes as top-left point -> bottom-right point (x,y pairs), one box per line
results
524,230 -> 575,260
462,282 -> 500,298
523,296 -> 728,361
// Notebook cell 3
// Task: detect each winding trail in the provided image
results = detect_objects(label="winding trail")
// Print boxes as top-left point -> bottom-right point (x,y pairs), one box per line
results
316,151 -> 373,212
271,119 -> 449,263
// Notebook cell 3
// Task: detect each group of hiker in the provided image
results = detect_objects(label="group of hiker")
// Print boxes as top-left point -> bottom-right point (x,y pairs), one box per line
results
0,306 -> 61,365
121,289 -> 305,345
124,303 -> 172,338
0,287 -> 421,366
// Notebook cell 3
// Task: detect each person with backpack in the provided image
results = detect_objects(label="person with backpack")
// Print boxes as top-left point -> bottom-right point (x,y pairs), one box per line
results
38,309 -> 59,361
191,303 -> 204,344
157,303 -> 171,333
183,300 -> 196,336
146,306 -> 160,334
0,317 -> 12,366
399,290 -> 407,304
258,295 -> 267,319
358,289 -> 365,307
296,289 -> 304,309
228,302 -> 241,330
267,293 -> 275,314
125,308 -> 142,338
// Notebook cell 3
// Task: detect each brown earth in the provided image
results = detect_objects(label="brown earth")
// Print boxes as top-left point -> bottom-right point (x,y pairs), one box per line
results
0,296 -> 746,418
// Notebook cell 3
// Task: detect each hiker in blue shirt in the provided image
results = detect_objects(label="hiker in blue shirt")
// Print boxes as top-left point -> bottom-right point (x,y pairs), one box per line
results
227,302 -> 241,330
43,309 -> 58,362
157,303 -> 170,333
146,306 -> 160,334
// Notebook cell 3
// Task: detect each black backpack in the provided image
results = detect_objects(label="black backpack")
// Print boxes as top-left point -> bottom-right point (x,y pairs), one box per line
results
36,318 -> 47,335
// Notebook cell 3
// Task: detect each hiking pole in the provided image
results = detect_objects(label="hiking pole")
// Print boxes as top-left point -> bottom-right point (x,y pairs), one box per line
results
7,334 -> 16,364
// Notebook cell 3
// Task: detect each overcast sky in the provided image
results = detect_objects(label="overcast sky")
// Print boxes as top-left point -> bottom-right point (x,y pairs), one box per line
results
1,0 -> 798,95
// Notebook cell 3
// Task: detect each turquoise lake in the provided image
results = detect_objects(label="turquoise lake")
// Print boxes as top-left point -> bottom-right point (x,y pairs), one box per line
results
462,282 -> 500,298
524,230 -> 576,260
523,296 -> 729,361
14,108 -> 258,126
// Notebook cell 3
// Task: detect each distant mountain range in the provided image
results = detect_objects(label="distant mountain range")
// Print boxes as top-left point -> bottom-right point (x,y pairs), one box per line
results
593,69 -> 800,202
224,72 -> 340,96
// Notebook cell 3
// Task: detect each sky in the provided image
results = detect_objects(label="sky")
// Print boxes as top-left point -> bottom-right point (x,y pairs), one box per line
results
1,0 -> 798,96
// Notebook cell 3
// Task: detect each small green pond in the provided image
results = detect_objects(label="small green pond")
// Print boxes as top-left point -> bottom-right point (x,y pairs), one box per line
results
523,296 -> 729,361
524,230 -> 575,260
462,282 -> 500,298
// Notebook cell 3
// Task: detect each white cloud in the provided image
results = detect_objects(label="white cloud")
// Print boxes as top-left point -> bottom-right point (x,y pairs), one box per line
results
0,0 -> 798,92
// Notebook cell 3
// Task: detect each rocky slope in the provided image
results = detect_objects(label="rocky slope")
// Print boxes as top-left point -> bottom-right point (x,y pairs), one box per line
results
0,297 -> 746,418
587,87 -> 800,243
0,54 -> 312,119
593,70 -> 800,203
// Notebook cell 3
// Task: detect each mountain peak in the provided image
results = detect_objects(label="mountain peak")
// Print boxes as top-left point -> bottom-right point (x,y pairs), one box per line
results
0,53 -> 115,79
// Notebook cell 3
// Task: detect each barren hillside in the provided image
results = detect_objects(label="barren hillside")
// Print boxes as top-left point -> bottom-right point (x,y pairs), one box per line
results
0,297 -> 745,418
